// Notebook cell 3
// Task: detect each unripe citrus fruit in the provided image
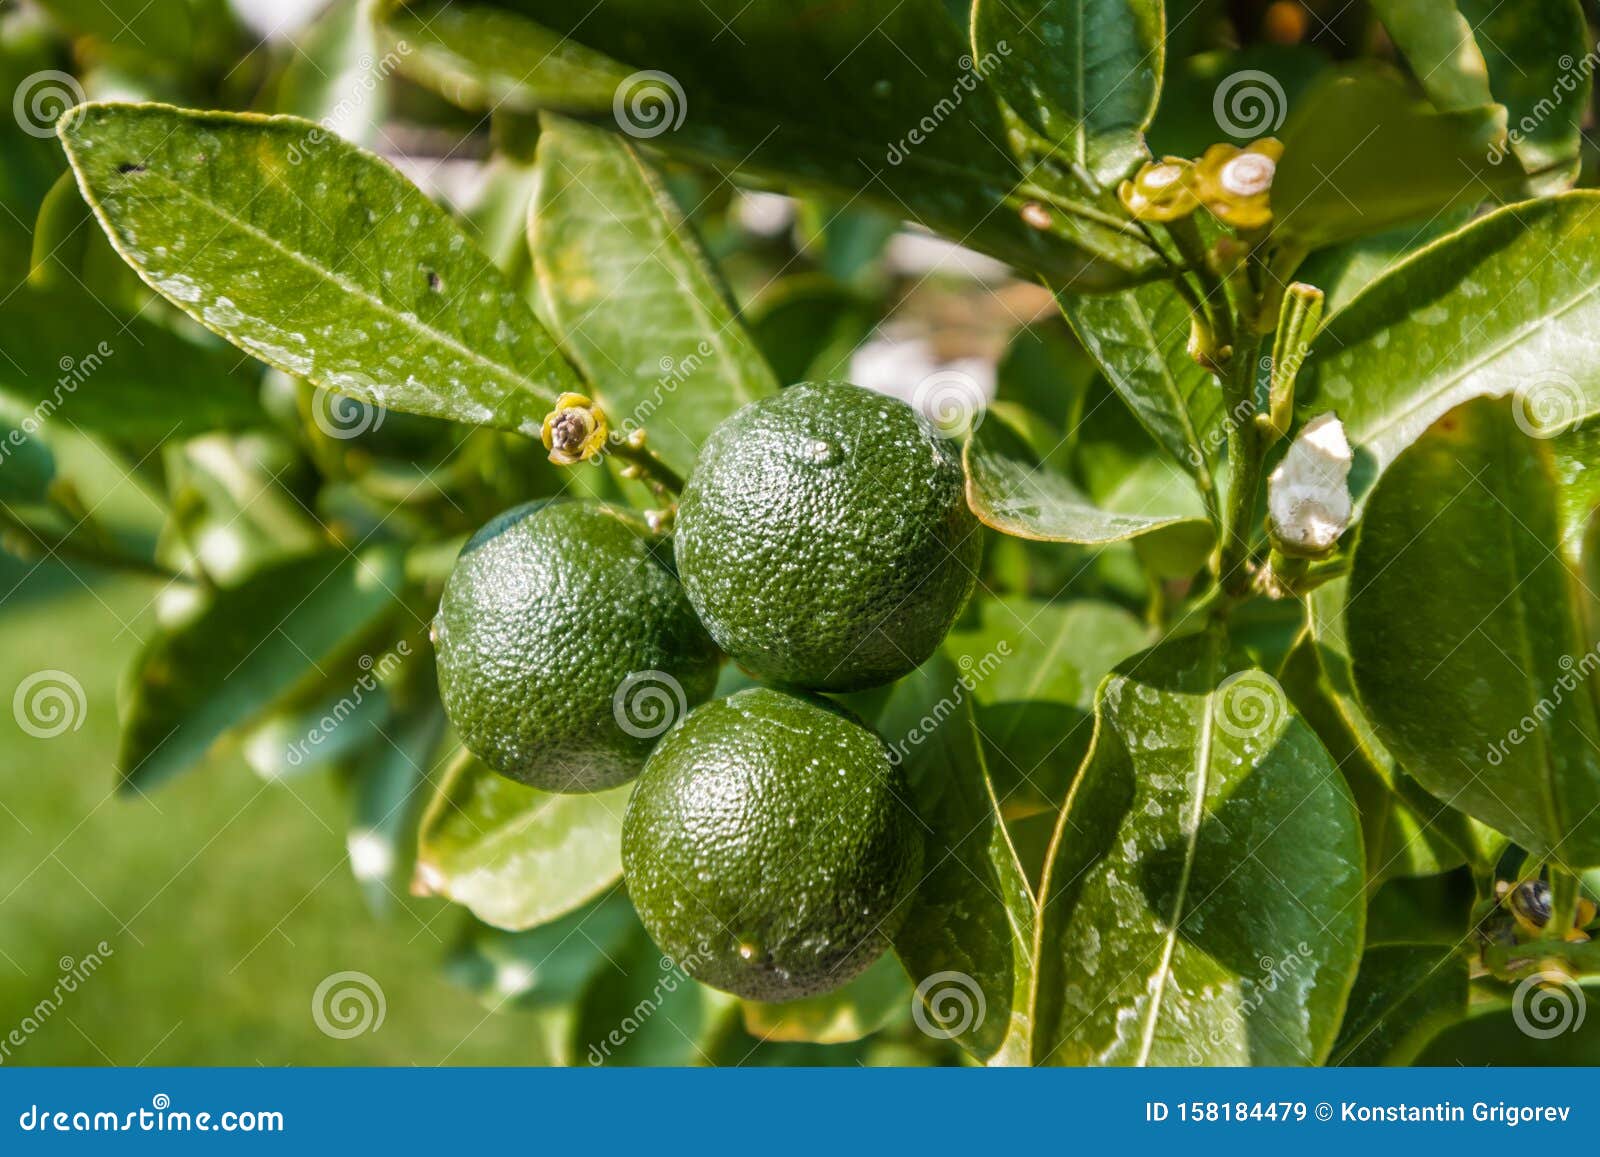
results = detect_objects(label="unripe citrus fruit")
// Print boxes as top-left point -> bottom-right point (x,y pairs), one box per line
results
674,380 -> 980,691
433,499 -> 720,793
621,686 -> 922,1001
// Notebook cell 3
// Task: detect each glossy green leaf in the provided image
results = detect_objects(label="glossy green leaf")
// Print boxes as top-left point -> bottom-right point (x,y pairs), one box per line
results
1272,68 -> 1516,249
965,408 -> 1210,546
1059,280 -> 1224,493
971,0 -> 1163,182
1306,579 -> 1506,876
0,286 -> 264,440
740,954 -> 910,1045
1299,192 -> 1600,495
1348,396 -> 1600,866
414,749 -> 633,931
118,548 -> 405,791
943,595 -> 1148,710
1279,638 -> 1465,889
380,0 -> 1162,289
529,117 -> 778,475
59,102 -> 583,436
1328,944 -> 1469,1066
1294,208 -> 1473,317
1031,632 -> 1365,1065
881,656 -> 1034,1064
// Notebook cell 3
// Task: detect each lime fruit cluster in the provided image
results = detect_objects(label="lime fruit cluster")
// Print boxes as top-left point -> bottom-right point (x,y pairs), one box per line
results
436,382 -> 974,1001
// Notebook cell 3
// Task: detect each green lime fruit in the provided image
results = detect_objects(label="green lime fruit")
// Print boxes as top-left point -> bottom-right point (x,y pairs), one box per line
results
674,380 -> 981,691
433,499 -> 720,793
621,686 -> 922,1001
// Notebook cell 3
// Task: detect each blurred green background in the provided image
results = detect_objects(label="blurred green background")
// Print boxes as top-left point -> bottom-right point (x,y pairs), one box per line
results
0,556 -> 545,1065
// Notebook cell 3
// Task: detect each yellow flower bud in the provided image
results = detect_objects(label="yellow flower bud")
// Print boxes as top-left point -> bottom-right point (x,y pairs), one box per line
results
1117,157 -> 1200,222
540,392 -> 609,465
1193,139 -> 1283,230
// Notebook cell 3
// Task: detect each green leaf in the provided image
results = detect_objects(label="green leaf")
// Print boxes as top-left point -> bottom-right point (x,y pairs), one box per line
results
1305,579 -> 1506,877
965,408 -> 1210,546
1279,637 -> 1463,889
1031,631 -> 1365,1065
415,749 -> 633,931
943,594 -> 1148,710
444,889 -> 639,1013
1059,280 -> 1224,493
0,286 -> 264,441
1369,0 -> 1494,112
118,548 -> 404,791
571,918 -> 733,1065
376,0 -> 630,116
379,0 -> 1161,289
971,0 -> 1163,182
1272,68 -> 1516,249
881,656 -> 1035,1064
528,116 -> 778,475
1299,192 -> 1600,495
59,102 -> 583,436
1294,208 -> 1474,317
1328,944 -> 1469,1066
1348,395 -> 1600,866
740,954 -> 910,1045
1413,980 -> 1600,1064
1376,0 -> 1589,188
